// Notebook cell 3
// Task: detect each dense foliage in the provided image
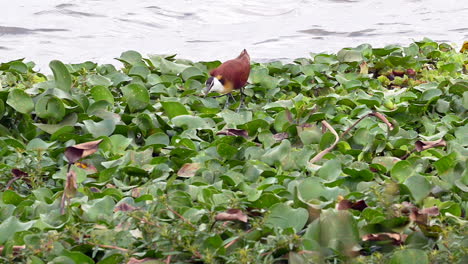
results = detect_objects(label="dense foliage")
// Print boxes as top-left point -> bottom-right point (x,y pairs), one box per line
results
0,39 -> 467,264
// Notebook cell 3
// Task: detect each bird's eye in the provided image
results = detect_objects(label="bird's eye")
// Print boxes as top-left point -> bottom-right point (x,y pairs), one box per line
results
219,78 -> 225,85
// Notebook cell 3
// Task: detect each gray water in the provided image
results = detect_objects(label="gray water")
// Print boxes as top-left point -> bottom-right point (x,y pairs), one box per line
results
1,0 -> 467,71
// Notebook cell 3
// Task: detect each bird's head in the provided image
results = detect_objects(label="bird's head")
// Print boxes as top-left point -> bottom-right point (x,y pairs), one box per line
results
238,49 -> 250,61
203,76 -> 225,96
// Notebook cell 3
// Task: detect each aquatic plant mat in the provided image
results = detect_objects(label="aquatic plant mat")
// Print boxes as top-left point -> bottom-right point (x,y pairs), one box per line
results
0,39 -> 467,263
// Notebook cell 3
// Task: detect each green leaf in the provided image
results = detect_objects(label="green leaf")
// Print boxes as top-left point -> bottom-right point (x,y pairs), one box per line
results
82,196 -> 116,223
117,50 -> 142,65
404,175 -> 432,202
34,113 -> 78,134
0,216 -> 35,244
87,74 -> 112,87
2,190 -> 25,205
145,132 -> 170,147
161,101 -> 189,119
26,138 -> 54,151
171,115 -> 210,129
83,119 -> 116,137
121,83 -> 150,112
388,249 -> 429,264
318,159 -> 342,181
91,85 -> 114,104
109,134 -> 133,155
49,60 -> 72,92
391,160 -> 415,183
265,203 -> 308,232
35,95 -> 66,121
7,89 -> 34,114
217,143 -> 237,160
337,49 -> 363,62
181,66 -> 204,81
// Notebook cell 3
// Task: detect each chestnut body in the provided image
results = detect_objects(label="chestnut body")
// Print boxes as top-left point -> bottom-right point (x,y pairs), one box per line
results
204,49 -> 250,95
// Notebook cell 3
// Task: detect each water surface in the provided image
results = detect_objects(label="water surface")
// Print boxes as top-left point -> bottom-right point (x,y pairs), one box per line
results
1,0 -> 467,71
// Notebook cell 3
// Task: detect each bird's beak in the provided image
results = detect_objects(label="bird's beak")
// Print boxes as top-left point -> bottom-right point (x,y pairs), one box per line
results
202,86 -> 210,97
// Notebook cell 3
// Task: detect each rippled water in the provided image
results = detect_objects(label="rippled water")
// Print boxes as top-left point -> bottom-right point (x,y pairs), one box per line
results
1,0 -> 467,71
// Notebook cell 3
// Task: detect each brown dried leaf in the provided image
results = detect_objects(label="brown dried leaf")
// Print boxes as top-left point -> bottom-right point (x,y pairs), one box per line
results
65,139 -> 103,163
11,168 -> 28,178
64,170 -> 78,198
115,202 -> 137,212
415,139 -> 446,152
131,187 -> 142,198
64,147 -> 83,164
177,163 -> 201,178
216,128 -> 248,139
215,209 -> 248,223
420,206 -> 439,216
399,202 -> 438,225
285,109 -> 294,123
359,61 -> 368,74
89,187 -> 101,193
337,199 -> 368,211
337,199 -> 353,210
362,233 -> 407,245
273,132 -> 289,141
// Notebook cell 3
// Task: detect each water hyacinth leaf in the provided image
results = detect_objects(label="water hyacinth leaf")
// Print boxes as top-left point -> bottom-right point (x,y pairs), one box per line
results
145,132 -> 169,147
49,60 -> 72,92
391,160 -> 415,183
2,190 -> 25,205
59,250 -> 94,264
159,58 -> 190,75
0,217 -> 35,244
8,61 -> 28,73
82,196 -> 116,222
171,115 -> 210,129
404,175 -> 432,202
121,83 -> 150,112
35,95 -> 66,121
87,74 -> 112,87
337,49 -> 363,62
26,138 -> 54,151
91,85 -> 114,104
117,50 -> 142,65
388,249 -> 429,264
7,89 -> 34,114
181,66 -> 204,81
265,203 -> 308,232
318,159 -> 342,181
217,143 -> 237,159
83,119 -> 116,137
161,101 -> 189,119
34,113 -> 78,134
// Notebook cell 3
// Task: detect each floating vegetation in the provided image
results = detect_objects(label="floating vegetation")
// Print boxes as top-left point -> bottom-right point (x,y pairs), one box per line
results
0,38 -> 467,263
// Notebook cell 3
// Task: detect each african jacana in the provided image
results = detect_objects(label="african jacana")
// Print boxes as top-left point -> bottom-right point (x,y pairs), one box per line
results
203,49 -> 250,109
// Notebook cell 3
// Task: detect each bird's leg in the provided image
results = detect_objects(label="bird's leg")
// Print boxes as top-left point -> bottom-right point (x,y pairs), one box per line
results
224,93 -> 231,109
236,87 -> 246,112
224,93 -> 237,109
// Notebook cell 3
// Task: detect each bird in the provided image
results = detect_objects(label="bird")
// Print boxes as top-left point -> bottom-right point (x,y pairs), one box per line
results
203,49 -> 250,109
461,41 -> 468,53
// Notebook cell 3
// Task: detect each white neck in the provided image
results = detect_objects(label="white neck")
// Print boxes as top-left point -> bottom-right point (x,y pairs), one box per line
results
204,77 -> 225,95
